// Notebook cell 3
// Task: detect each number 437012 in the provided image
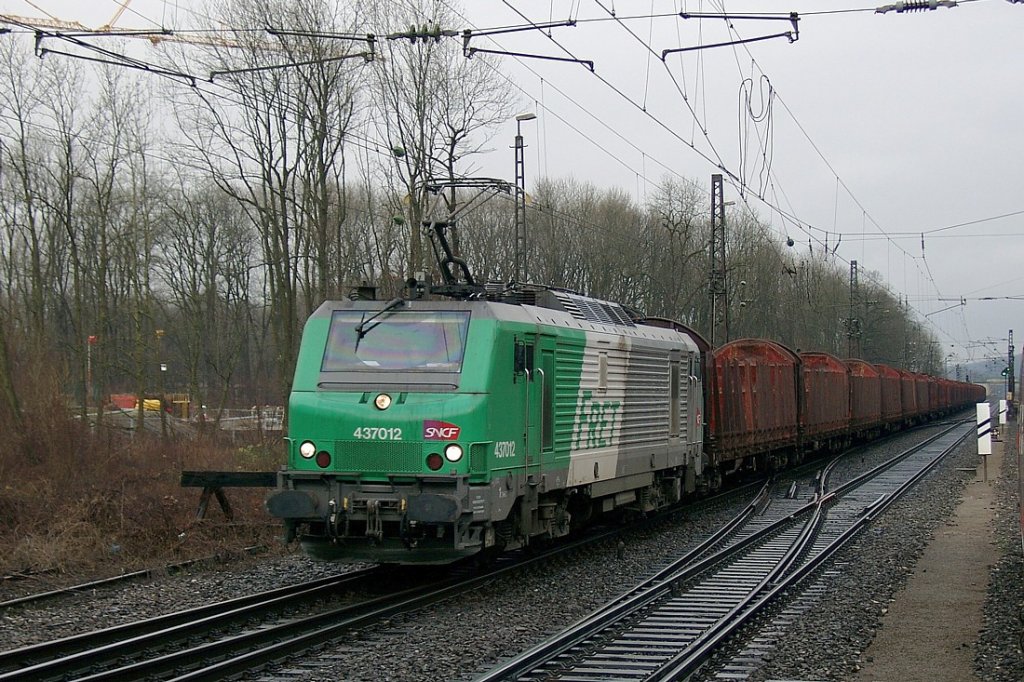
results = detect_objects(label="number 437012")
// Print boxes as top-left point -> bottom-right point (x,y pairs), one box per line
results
352,427 -> 403,440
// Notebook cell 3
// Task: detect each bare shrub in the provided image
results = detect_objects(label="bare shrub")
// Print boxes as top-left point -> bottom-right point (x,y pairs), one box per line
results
0,343 -> 282,577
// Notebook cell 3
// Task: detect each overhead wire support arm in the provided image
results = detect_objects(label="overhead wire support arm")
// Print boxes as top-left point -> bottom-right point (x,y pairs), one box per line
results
8,15 -> 172,54
37,46 -> 198,84
461,21 -> 593,71
210,51 -> 374,81
925,299 -> 966,317
679,11 -> 799,24
266,28 -> 376,58
1,15 -> 242,49
663,12 -> 799,59
25,21 -> 198,86
267,27 -> 375,42
462,19 -> 577,39
662,32 -> 795,58
38,28 -> 173,39
464,45 -> 594,70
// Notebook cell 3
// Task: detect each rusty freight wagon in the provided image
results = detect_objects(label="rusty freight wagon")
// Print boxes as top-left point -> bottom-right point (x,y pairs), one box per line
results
845,359 -> 882,434
875,364 -> 903,426
799,352 -> 851,448
706,339 -> 800,469
915,373 -> 931,417
897,368 -> 919,422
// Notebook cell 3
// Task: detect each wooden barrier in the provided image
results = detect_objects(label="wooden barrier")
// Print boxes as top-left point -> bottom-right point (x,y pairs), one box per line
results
180,471 -> 277,520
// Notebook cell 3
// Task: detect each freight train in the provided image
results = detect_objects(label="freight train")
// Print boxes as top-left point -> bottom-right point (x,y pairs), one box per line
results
265,225 -> 984,564
265,294 -> 984,564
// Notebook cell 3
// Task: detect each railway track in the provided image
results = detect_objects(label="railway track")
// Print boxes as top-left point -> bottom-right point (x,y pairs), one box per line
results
475,419 -> 972,682
0,484 -> 759,682
0,567 -> 380,681
0,548 -> 266,610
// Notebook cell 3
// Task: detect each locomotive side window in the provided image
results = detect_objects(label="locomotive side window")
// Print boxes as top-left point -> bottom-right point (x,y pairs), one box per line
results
321,310 -> 470,372
670,359 -> 681,437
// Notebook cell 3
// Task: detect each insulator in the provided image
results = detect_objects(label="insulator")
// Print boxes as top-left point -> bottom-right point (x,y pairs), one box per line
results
875,0 -> 957,13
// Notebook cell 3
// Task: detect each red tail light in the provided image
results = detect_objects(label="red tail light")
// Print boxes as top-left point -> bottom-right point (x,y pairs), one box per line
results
315,451 -> 332,468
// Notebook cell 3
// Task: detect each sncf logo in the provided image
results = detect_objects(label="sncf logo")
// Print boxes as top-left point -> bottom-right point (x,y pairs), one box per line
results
423,420 -> 461,440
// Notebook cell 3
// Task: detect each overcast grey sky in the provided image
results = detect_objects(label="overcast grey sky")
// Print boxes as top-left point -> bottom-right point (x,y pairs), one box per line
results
2,0 -> 1021,370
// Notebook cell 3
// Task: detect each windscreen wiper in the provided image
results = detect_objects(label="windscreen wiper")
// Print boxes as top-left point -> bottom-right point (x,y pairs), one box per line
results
354,298 -> 404,340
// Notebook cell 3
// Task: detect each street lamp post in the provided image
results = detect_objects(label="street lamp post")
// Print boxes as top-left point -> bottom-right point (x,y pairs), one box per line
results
156,329 -> 167,439
513,112 -> 536,283
86,335 -> 97,418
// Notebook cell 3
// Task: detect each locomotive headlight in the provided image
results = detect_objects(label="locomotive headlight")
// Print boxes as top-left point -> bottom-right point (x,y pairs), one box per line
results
374,393 -> 392,410
299,440 -> 317,459
443,443 -> 464,462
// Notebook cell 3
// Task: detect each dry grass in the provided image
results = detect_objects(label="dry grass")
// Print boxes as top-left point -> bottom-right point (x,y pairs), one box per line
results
0,348 -> 285,578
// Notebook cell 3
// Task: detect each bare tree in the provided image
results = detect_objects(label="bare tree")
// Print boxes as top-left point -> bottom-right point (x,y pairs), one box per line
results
0,42 -> 87,416
642,177 -> 708,323
157,175 -> 258,427
368,0 -> 515,282
171,0 -> 363,401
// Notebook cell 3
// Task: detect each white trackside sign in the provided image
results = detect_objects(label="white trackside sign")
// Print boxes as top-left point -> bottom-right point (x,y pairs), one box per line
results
976,402 -> 992,456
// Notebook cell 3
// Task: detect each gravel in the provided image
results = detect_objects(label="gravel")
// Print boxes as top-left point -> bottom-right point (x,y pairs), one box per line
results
2,420 -> 1019,682
975,436 -> 1024,681
0,552 -> 358,650
700,421 -> 1024,682
0,492 -> 753,676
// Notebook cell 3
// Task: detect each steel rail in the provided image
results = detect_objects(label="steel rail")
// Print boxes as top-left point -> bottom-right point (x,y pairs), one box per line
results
0,481 -> 761,675
0,567 -> 379,680
474,419 -> 970,681
473,483 -> 790,682
0,549 -> 267,611
650,419 -> 971,681
147,487 -> 762,681
167,485 -> 771,682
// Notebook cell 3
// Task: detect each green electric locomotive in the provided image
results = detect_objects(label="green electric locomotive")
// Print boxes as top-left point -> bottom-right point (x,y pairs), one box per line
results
266,285 -> 706,564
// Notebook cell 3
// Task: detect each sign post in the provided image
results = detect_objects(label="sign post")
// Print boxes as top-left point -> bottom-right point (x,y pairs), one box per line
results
86,335 -> 98,417
977,402 -> 991,482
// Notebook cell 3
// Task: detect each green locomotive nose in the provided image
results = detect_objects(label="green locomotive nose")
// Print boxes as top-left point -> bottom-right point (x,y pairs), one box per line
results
285,391 -> 486,477
280,302 -> 490,478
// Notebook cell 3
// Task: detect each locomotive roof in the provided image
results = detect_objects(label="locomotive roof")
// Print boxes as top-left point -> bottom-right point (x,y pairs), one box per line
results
312,293 -> 702,349
324,286 -> 641,327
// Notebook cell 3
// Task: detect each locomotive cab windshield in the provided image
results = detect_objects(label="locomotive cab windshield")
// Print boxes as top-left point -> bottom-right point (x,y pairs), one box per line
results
323,308 -> 471,374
